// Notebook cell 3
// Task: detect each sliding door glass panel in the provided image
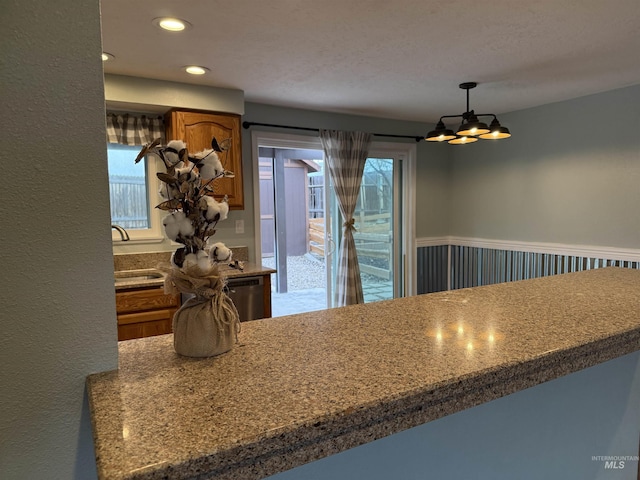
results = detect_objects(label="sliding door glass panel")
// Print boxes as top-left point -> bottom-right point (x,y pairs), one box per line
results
357,158 -> 395,302
326,156 -> 400,306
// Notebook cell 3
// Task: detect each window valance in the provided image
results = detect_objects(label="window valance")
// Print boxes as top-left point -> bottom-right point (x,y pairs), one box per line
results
106,113 -> 165,145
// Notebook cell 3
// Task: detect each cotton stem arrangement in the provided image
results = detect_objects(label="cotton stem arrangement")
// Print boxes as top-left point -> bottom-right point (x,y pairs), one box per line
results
136,137 -> 235,273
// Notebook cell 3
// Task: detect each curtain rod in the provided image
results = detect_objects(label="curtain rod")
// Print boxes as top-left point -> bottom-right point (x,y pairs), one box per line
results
242,121 -> 424,142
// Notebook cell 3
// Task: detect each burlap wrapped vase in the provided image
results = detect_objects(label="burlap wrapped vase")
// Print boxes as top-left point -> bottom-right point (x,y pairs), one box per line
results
160,263 -> 240,358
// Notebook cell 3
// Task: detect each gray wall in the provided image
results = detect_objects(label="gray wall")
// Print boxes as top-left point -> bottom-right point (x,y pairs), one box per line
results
415,141 -> 451,238
0,2 -> 117,479
446,84 -> 640,248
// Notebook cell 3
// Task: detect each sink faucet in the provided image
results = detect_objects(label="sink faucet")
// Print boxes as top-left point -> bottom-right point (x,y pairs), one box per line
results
111,224 -> 130,241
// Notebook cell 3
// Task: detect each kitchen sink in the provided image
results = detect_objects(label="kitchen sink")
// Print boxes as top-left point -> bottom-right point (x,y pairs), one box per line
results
114,269 -> 164,284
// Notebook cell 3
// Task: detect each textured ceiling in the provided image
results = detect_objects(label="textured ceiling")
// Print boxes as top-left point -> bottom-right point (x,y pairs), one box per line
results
100,0 -> 640,123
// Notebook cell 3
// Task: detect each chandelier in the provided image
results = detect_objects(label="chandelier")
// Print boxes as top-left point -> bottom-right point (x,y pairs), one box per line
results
425,82 -> 511,144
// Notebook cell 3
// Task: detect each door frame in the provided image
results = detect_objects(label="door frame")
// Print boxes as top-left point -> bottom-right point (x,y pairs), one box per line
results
251,131 -> 417,298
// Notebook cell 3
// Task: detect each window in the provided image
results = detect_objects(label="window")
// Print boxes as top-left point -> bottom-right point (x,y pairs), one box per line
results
107,143 -> 163,242
106,111 -> 165,243
108,143 -> 149,229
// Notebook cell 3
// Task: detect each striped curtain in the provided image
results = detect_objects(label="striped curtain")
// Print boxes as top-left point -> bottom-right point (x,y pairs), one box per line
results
106,113 -> 165,145
320,130 -> 372,306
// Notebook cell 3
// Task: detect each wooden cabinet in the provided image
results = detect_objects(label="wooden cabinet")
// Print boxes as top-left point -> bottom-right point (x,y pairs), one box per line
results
165,109 -> 244,209
116,287 -> 180,341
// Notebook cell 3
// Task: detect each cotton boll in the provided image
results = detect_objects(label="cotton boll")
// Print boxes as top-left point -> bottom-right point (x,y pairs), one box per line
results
209,242 -> 232,263
163,150 -> 181,167
175,166 -> 200,183
198,257 -> 210,271
195,149 -> 224,180
163,211 -> 193,240
198,163 -> 220,181
203,196 -> 222,221
200,165 -> 218,180
183,249 -> 211,272
177,214 -> 195,237
183,253 -> 199,269
164,222 -> 179,241
163,213 -> 181,241
218,198 -> 229,221
164,140 -> 187,167
170,160 -> 185,171
196,249 -> 211,271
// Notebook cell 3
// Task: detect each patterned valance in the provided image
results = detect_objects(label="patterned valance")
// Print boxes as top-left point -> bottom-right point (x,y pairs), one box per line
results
106,113 -> 165,145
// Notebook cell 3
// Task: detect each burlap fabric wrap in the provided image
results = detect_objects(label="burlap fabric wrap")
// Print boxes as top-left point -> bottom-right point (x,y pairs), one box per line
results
159,262 -> 240,357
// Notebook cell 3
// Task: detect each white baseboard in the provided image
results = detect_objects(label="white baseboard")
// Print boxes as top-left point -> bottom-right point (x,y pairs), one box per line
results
415,236 -> 450,248
416,236 -> 640,263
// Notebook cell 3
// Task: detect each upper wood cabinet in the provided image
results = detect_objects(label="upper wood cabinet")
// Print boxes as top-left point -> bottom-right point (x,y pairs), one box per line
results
165,109 -> 244,209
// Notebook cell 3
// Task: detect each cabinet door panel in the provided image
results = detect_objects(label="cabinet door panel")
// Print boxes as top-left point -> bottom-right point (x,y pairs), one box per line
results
116,288 -> 180,314
115,286 -> 179,341
117,318 -> 172,341
167,110 -> 244,209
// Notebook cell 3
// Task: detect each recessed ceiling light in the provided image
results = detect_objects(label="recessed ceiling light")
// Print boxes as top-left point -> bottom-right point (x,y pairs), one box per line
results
102,52 -> 115,61
153,17 -> 191,32
184,65 -> 209,75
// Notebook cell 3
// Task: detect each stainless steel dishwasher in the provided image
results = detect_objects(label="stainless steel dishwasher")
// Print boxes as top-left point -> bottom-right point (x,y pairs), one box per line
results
226,276 -> 265,322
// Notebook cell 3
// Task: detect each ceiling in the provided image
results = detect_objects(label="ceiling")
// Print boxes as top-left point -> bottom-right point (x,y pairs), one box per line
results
100,0 -> 640,124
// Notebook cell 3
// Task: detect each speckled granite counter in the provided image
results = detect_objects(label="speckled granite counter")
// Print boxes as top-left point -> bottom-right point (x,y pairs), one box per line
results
114,263 -> 275,291
113,247 -> 250,271
87,267 -> 640,480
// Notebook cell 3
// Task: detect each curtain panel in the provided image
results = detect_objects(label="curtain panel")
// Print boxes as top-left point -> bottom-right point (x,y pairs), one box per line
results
320,129 -> 372,306
106,113 -> 165,145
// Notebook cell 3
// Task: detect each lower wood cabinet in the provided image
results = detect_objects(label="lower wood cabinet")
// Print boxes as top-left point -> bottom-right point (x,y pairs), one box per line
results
116,287 -> 180,341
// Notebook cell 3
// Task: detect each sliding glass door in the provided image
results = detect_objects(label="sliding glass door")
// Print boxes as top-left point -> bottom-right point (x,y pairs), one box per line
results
326,152 -> 405,307
252,132 -> 416,316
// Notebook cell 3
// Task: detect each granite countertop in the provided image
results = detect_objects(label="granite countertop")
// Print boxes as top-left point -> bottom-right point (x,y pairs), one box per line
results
113,249 -> 275,291
87,267 -> 640,480
220,262 -> 276,279
114,263 -> 275,291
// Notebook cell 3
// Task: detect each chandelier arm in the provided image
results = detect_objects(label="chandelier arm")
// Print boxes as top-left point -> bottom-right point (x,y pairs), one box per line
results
439,114 -> 464,121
